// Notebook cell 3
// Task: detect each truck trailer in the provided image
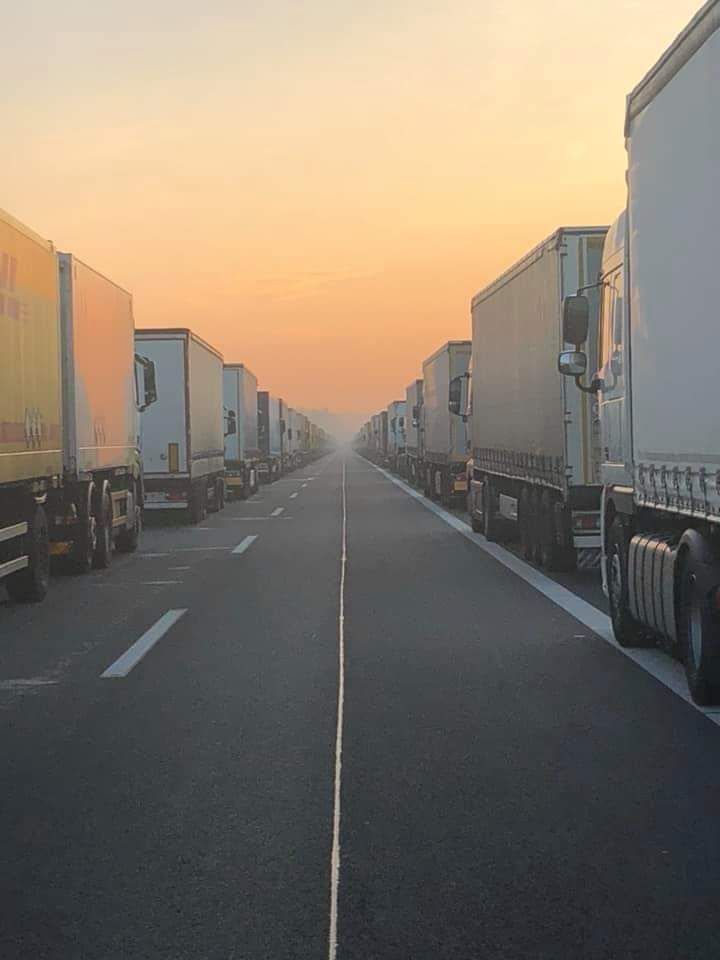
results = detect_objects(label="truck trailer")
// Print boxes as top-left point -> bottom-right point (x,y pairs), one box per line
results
0,211 -> 63,600
387,401 -> 407,474
257,391 -> 283,482
559,1 -> 720,702
224,364 -> 261,499
422,341 -> 471,505
1,212 -> 157,601
136,329 -> 225,522
468,228 -> 607,570
405,380 -> 424,486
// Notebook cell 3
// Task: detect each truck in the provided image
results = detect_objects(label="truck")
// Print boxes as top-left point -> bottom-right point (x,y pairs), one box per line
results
257,391 -> 283,482
421,341 -> 471,504
1,210 -> 63,600
286,408 -> 301,469
387,401 -> 407,474
223,364 -> 261,499
1,212 -> 157,601
559,1 -> 720,703
370,411 -> 388,464
405,380 -> 424,485
467,228 -> 607,570
135,329 -> 225,522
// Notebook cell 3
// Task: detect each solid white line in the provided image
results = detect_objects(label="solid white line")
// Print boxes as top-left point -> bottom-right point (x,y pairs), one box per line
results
328,459 -> 347,959
271,507 -> 285,517
139,553 -> 170,559
101,609 -> 188,678
175,545 -> 234,551
232,535 -> 258,555
366,459 -> 720,728
142,580 -> 181,585
289,492 -> 299,499
168,566 -> 190,571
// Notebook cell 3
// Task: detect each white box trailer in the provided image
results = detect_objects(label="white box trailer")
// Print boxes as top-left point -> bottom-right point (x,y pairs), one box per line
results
468,228 -> 606,570
387,400 -> 407,472
136,329 -> 225,522
257,391 -> 283,483
405,379 -> 424,485
224,364 -> 261,498
54,254 -> 154,569
421,341 -> 470,504
559,1 -> 720,702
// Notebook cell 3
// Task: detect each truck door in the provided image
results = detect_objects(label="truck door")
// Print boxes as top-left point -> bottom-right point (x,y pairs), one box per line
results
597,267 -> 626,466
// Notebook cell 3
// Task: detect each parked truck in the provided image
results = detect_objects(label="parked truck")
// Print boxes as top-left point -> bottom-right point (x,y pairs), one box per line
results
422,341 -> 471,504
370,412 -> 388,465
1,211 -> 63,600
223,364 -> 261,498
387,401 -> 407,474
559,1 -> 720,702
1,211 -> 157,601
135,329 -> 225,522
285,408 -> 301,469
257,391 -> 284,482
405,380 -> 424,486
467,228 -> 607,570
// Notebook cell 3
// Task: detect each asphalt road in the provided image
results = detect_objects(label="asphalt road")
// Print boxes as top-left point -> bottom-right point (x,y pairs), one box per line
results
2,452 -> 720,958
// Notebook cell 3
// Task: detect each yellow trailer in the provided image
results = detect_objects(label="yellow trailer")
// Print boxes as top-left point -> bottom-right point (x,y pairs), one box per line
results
0,208 -> 62,485
0,209 -> 62,601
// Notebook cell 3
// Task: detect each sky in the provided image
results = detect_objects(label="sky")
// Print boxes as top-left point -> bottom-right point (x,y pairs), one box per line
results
4,0 -> 701,432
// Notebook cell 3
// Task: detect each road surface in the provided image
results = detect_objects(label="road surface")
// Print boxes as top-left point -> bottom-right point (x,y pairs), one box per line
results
2,453 -> 720,959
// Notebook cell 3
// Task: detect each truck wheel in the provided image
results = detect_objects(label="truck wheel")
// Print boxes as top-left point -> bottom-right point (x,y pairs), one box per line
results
190,485 -> 207,523
519,487 -> 534,561
217,479 -> 225,511
116,482 -> 141,553
483,479 -> 500,542
94,489 -> 113,569
6,506 -> 50,603
470,493 -> 483,534
207,478 -> 221,514
539,491 -> 567,571
607,517 -> 652,648
73,490 -> 97,573
680,552 -> 720,705
440,470 -> 451,507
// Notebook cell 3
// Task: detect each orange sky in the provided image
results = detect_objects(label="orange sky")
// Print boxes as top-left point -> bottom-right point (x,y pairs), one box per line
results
5,0 -> 701,429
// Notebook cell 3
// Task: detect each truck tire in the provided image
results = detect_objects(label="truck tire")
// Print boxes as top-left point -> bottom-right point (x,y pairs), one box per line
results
6,506 -> 50,603
607,517 -> 652,648
483,478 -> 500,542
94,488 -> 114,569
519,487 -> 534,561
440,469 -> 451,507
539,491 -> 574,571
73,487 -> 97,573
679,550 -> 720,705
116,481 -> 141,553
190,484 -> 207,524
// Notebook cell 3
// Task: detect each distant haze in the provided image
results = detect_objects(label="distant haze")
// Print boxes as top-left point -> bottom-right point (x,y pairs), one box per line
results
298,409 -> 371,444
4,0 -> 700,413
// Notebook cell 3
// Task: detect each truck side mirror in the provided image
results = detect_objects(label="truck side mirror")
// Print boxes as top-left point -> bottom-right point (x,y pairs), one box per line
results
558,350 -> 587,377
562,295 -> 589,346
224,409 -> 237,437
448,375 -> 463,416
280,418 -> 286,434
